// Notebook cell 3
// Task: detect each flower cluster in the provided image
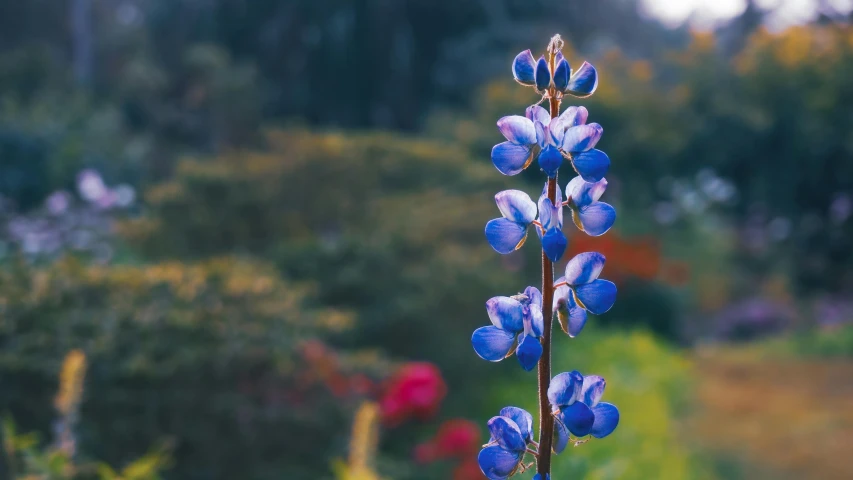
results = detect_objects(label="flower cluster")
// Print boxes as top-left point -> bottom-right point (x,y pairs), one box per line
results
473,36 -> 622,479
471,287 -> 544,371
548,371 -> 619,451
477,407 -> 536,479
1,168 -> 136,263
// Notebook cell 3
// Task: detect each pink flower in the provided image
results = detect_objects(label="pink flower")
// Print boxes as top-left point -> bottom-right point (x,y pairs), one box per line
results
380,362 -> 447,426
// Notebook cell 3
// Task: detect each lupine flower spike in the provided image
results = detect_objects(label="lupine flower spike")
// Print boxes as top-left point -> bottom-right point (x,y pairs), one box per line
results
477,34 -> 620,478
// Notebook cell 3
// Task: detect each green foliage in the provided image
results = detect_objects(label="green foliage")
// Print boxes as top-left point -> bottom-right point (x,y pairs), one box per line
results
2,417 -> 170,480
117,128 -> 531,416
0,256 -> 359,479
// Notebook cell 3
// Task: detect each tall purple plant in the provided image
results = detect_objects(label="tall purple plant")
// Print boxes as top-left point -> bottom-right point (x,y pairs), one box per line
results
473,36 -> 620,479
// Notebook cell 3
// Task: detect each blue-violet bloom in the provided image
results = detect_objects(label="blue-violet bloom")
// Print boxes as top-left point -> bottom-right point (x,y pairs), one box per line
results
472,288 -> 544,371
559,110 -> 609,183
511,49 -> 599,98
565,175 -> 616,236
536,185 -> 567,262
553,252 -> 617,327
547,371 -> 620,453
485,190 -> 538,254
491,105 -> 565,177
478,407 -> 535,479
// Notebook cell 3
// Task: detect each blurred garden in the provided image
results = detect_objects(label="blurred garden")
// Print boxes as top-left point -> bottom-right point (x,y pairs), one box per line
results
1,0 -> 853,479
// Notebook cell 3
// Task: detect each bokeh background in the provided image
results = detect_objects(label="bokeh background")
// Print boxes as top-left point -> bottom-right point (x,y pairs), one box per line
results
1,0 -> 852,479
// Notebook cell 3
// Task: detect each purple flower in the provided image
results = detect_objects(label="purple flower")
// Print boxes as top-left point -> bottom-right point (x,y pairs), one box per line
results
512,49 -> 599,98
536,185 -> 567,262
77,169 -> 108,204
491,104 -> 608,180
566,176 -> 616,236
478,407 -> 535,479
472,288 -> 544,371
553,253 -> 617,336
491,105 -> 562,177
547,371 -> 619,453
484,186 -> 568,262
485,190 -> 538,254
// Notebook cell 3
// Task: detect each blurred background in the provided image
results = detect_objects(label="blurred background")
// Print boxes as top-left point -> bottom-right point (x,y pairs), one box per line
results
1,0 -> 852,479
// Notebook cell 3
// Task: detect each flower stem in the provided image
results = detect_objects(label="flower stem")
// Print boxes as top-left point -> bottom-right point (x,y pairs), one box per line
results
536,93 -> 561,475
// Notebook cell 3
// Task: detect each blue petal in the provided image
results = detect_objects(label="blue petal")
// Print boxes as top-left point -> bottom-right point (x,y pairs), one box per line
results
537,193 -> 563,232
487,416 -> 527,452
566,61 -> 598,98
512,50 -> 537,86
497,116 -> 537,145
547,117 -> 565,147
590,402 -> 620,438
580,375 -> 606,407
558,401 -> 595,437
523,286 -> 542,308
533,475 -> 551,480
574,279 -> 617,315
523,287 -> 544,337
566,176 -> 607,208
526,105 -> 551,125
567,293 -> 588,338
571,149 -> 610,182
492,142 -> 534,176
472,326 -> 516,361
486,296 -> 524,332
578,202 -> 616,236
562,124 -> 603,153
538,145 -> 563,178
537,196 -> 551,233
499,407 -> 534,444
564,252 -> 606,286
553,58 -> 570,92
535,56 -> 550,91
557,106 -> 588,130
531,310 -> 545,337
547,370 -> 583,407
552,415 -> 569,454
534,121 -> 548,149
541,227 -> 567,263
478,445 -> 523,480
516,334 -> 543,371
495,190 -> 537,225
485,218 -> 528,254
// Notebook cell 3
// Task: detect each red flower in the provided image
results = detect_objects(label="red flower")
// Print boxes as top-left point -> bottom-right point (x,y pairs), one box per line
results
453,458 -> 483,480
414,419 -> 481,463
432,419 -> 481,458
380,362 -> 447,426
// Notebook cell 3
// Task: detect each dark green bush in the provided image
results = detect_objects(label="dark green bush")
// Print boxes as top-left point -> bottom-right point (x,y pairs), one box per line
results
0,256 -> 359,479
